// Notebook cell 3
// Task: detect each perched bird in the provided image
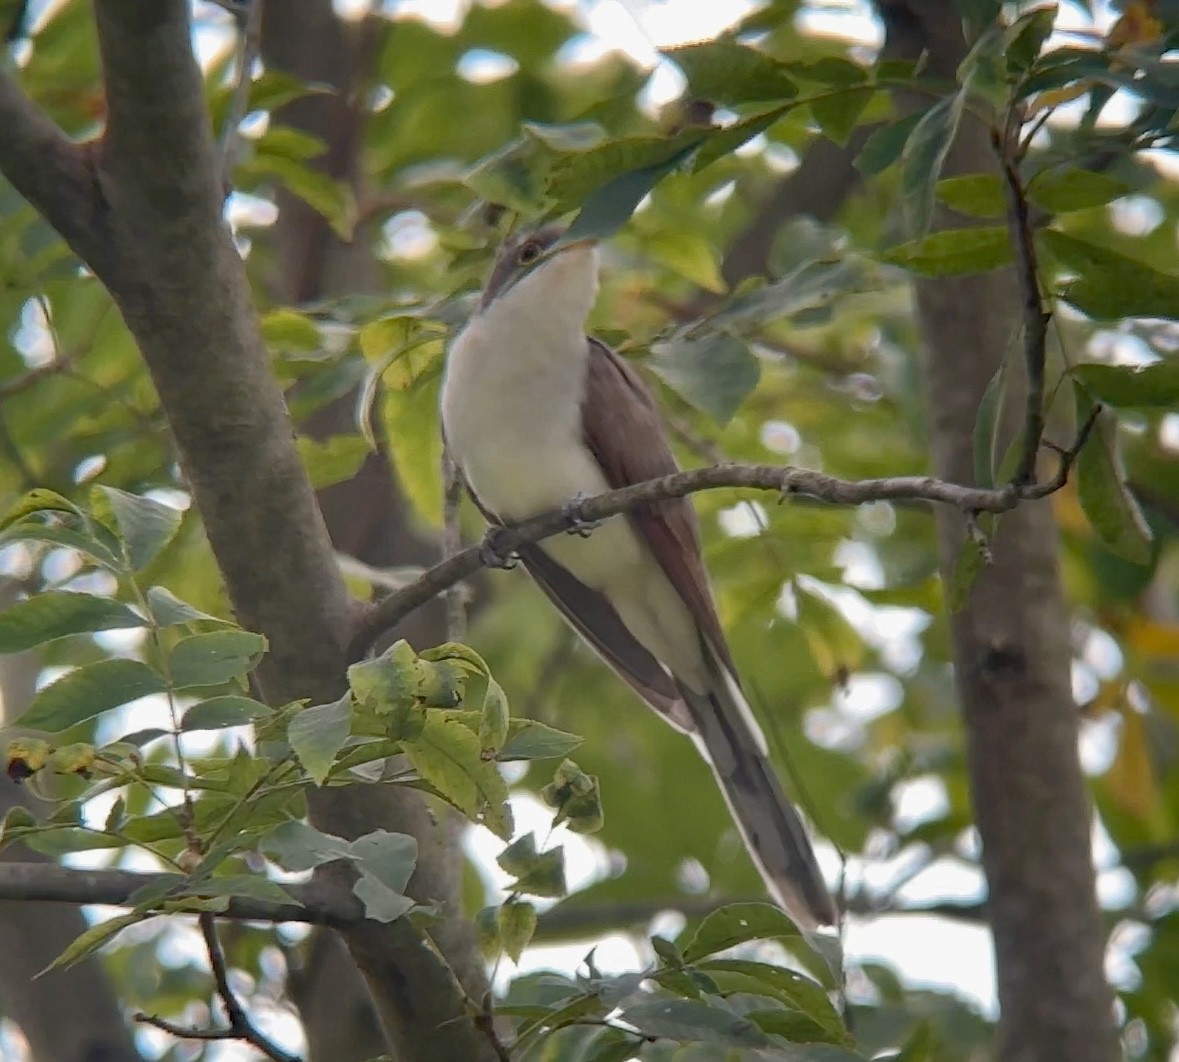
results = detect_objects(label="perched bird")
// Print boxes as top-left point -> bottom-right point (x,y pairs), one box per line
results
441,227 -> 836,929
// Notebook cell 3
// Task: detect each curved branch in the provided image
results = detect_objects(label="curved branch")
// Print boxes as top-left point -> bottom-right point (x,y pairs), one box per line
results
0,71 -> 110,275
350,421 -> 1098,663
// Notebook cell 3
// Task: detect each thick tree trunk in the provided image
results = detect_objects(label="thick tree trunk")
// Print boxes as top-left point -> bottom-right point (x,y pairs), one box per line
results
879,3 -> 1119,1059
259,4 -> 489,1059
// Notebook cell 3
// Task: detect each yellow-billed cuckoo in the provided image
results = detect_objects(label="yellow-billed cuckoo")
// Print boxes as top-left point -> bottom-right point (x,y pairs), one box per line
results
441,227 -> 836,929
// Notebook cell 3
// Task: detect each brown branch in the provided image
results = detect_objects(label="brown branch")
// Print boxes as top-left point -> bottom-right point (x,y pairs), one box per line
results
199,911 -> 301,1062
0,71 -> 111,277
349,430 -> 1097,663
996,118 -> 1051,487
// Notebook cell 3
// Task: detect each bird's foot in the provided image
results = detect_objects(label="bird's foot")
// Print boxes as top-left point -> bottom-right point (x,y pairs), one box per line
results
562,492 -> 602,538
479,526 -> 520,570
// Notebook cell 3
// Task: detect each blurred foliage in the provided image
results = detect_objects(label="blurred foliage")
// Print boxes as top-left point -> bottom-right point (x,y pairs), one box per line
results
1,0 -> 1179,1059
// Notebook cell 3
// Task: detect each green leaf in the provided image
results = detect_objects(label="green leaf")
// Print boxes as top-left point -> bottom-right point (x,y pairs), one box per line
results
498,898 -> 538,962
93,486 -> 183,571
1005,5 -> 1056,72
1,488 -> 80,529
181,695 -> 273,732
618,998 -> 769,1047
498,719 -> 582,762
563,143 -> 698,245
901,88 -> 967,237
0,592 -> 142,652
176,875 -> 297,908
710,257 -> 865,330
644,230 -> 726,294
261,820 -> 353,871
289,693 -> 353,785
349,640 -> 419,712
681,902 -> 800,964
381,369 -> 444,526
811,86 -> 874,146
1074,386 -> 1153,565
168,630 -> 267,689
0,522 -> 122,571
548,135 -> 698,214
261,308 -> 322,354
694,959 -> 847,1042
854,113 -> 922,175
663,38 -> 797,105
935,173 -> 1005,217
745,1007 -> 840,1044
1040,230 -> 1179,321
350,829 -> 418,923
296,434 -> 369,490
497,834 -> 567,897
42,913 -> 145,974
949,530 -> 990,613
145,586 -> 228,627
897,1020 -> 936,1061
404,712 -> 513,839
19,659 -> 166,732
1072,362 -> 1179,408
1027,170 -> 1130,213
648,334 -> 759,425
880,227 -> 1012,277
248,155 -> 356,239
540,758 -> 604,834
692,106 -> 792,172
972,361 -> 1007,489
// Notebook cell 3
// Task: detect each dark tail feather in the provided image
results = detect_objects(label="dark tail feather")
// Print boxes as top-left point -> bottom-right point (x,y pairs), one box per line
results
678,659 -> 837,930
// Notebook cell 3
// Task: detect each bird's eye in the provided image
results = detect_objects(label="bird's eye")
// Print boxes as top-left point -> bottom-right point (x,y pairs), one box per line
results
517,240 -> 542,265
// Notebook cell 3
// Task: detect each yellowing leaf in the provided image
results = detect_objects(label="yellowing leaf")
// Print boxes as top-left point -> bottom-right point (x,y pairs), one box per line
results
1104,706 -> 1163,825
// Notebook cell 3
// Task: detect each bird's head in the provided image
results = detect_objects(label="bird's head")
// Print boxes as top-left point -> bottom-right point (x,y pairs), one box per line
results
478,226 -> 601,330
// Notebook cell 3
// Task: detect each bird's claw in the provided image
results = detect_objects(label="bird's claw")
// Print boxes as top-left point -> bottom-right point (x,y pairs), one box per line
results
479,526 -> 520,570
562,493 -> 602,538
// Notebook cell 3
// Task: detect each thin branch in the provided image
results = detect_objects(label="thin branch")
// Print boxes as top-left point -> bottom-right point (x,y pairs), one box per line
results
218,0 -> 264,190
996,118 -> 1051,487
442,448 -> 468,641
198,911 -> 301,1062
349,428 -> 1096,663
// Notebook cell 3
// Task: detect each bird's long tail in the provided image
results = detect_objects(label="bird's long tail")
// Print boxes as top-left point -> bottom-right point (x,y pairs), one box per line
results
678,647 -> 837,930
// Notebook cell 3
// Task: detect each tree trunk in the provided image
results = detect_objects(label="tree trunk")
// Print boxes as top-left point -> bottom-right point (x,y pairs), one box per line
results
879,3 -> 1118,1058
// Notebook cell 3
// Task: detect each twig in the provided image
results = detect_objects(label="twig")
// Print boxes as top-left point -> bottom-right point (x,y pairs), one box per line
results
442,448 -> 468,641
348,425 -> 1096,664
996,116 -> 1051,486
197,911 -> 301,1062
218,0 -> 264,191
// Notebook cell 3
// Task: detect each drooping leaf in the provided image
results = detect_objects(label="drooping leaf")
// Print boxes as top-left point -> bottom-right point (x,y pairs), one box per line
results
296,434 -> 370,490
1,488 -> 81,529
1027,169 -> 1131,213
350,829 -> 418,922
260,819 -> 353,871
1072,362 -> 1179,408
498,898 -> 538,962
618,998 -> 769,1047
93,486 -> 183,571
42,913 -> 146,974
811,86 -> 874,146
854,112 -> 922,175
403,711 -> 513,838
648,333 -> 759,425
289,693 -> 353,785
880,227 -> 1012,277
972,360 -> 1008,489
0,591 -> 142,652
1074,384 -> 1153,565
935,173 -> 1005,218
900,88 -> 967,237
1041,230 -> 1179,321
168,630 -> 267,689
19,659 -> 166,733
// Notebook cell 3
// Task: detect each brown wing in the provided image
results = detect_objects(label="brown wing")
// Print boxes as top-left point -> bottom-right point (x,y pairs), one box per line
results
582,337 -> 736,676
463,477 -> 692,730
